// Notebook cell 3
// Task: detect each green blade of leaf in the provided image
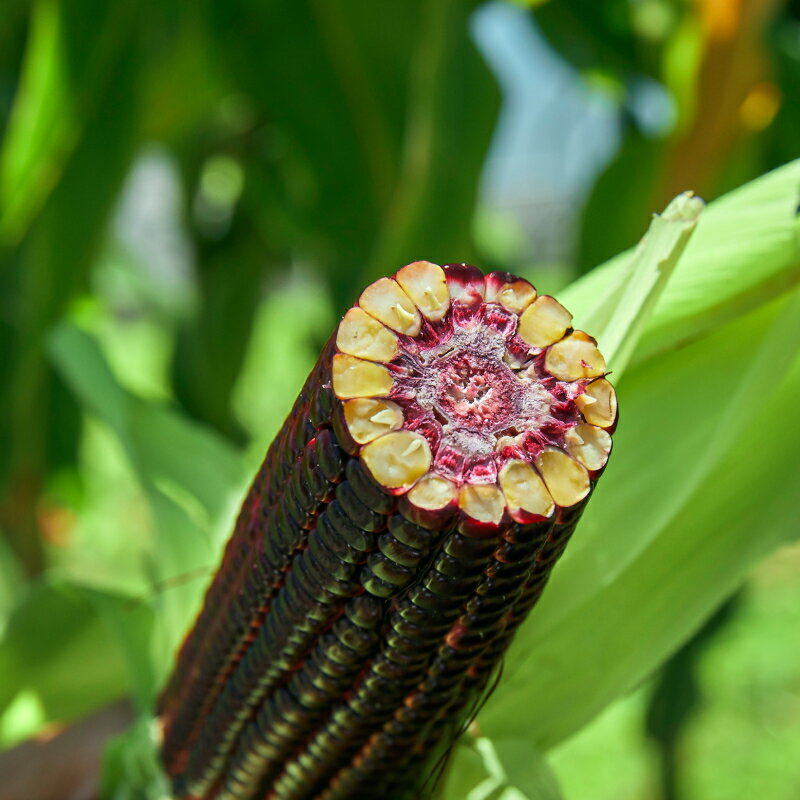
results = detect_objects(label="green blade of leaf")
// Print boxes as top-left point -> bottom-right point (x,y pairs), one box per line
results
435,737 -> 497,800
572,191 -> 703,377
562,159 -> 800,368
637,161 -> 800,364
0,0 -> 76,243
491,739 -> 564,800
48,321 -> 247,678
0,581 -> 148,730
438,736 -> 563,800
48,321 -> 245,526
0,0 -> 140,244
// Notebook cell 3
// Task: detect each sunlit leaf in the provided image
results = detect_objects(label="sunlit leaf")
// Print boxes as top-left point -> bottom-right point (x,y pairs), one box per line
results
564,159 -> 800,366
0,581 -> 148,732
0,0 -> 141,244
443,164 -> 800,794
636,161 -> 800,363
0,0 -> 75,243
48,321 -> 247,679
491,739 -> 563,800
437,737 -> 495,800
575,190 -> 703,376
439,736 -> 563,800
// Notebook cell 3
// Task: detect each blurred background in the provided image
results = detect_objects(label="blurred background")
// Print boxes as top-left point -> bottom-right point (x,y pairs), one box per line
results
0,1 -> 799,798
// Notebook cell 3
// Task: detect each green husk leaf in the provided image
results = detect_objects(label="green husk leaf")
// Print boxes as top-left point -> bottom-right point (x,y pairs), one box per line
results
573,191 -> 703,377
437,737 -> 495,800
439,737 -> 562,800
491,739 -> 564,800
563,159 -> 800,367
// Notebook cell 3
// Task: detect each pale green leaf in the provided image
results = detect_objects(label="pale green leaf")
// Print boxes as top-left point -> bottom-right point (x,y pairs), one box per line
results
562,159 -> 800,368
575,191 -> 703,377
492,739 -> 563,800
0,581 -> 148,734
0,0 -> 76,243
48,322 -> 245,527
437,738 -> 495,800
48,321 -> 247,679
438,737 -> 562,800
470,168 -> 800,759
638,161 -> 800,363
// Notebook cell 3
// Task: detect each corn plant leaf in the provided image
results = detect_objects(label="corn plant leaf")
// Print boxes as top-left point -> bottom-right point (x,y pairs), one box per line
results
48,321 -> 247,681
636,161 -> 800,363
570,190 -> 703,377
101,715 -> 170,800
48,322 -> 245,528
0,581 -> 149,729
490,739 -> 563,800
437,738 -> 494,800
0,0 -> 75,242
0,0 -> 140,244
439,736 -> 562,800
562,158 -> 800,366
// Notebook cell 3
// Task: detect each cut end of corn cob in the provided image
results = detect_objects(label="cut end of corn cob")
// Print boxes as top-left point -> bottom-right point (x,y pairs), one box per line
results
332,263 -> 616,524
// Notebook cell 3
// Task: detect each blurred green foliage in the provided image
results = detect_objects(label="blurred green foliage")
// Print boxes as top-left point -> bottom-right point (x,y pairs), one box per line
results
0,1 -> 798,798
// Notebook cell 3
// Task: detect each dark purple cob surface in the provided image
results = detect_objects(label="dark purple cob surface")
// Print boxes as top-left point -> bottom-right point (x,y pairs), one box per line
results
158,262 -> 617,800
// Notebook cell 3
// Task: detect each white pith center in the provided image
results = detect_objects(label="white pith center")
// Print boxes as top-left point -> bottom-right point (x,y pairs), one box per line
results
403,323 -> 555,459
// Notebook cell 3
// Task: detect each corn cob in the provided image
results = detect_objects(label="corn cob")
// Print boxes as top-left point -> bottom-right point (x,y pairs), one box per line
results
158,262 -> 617,800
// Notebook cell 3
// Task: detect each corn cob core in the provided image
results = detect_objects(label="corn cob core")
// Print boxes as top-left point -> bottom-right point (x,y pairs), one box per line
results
158,262 -> 616,800
333,262 -> 613,524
